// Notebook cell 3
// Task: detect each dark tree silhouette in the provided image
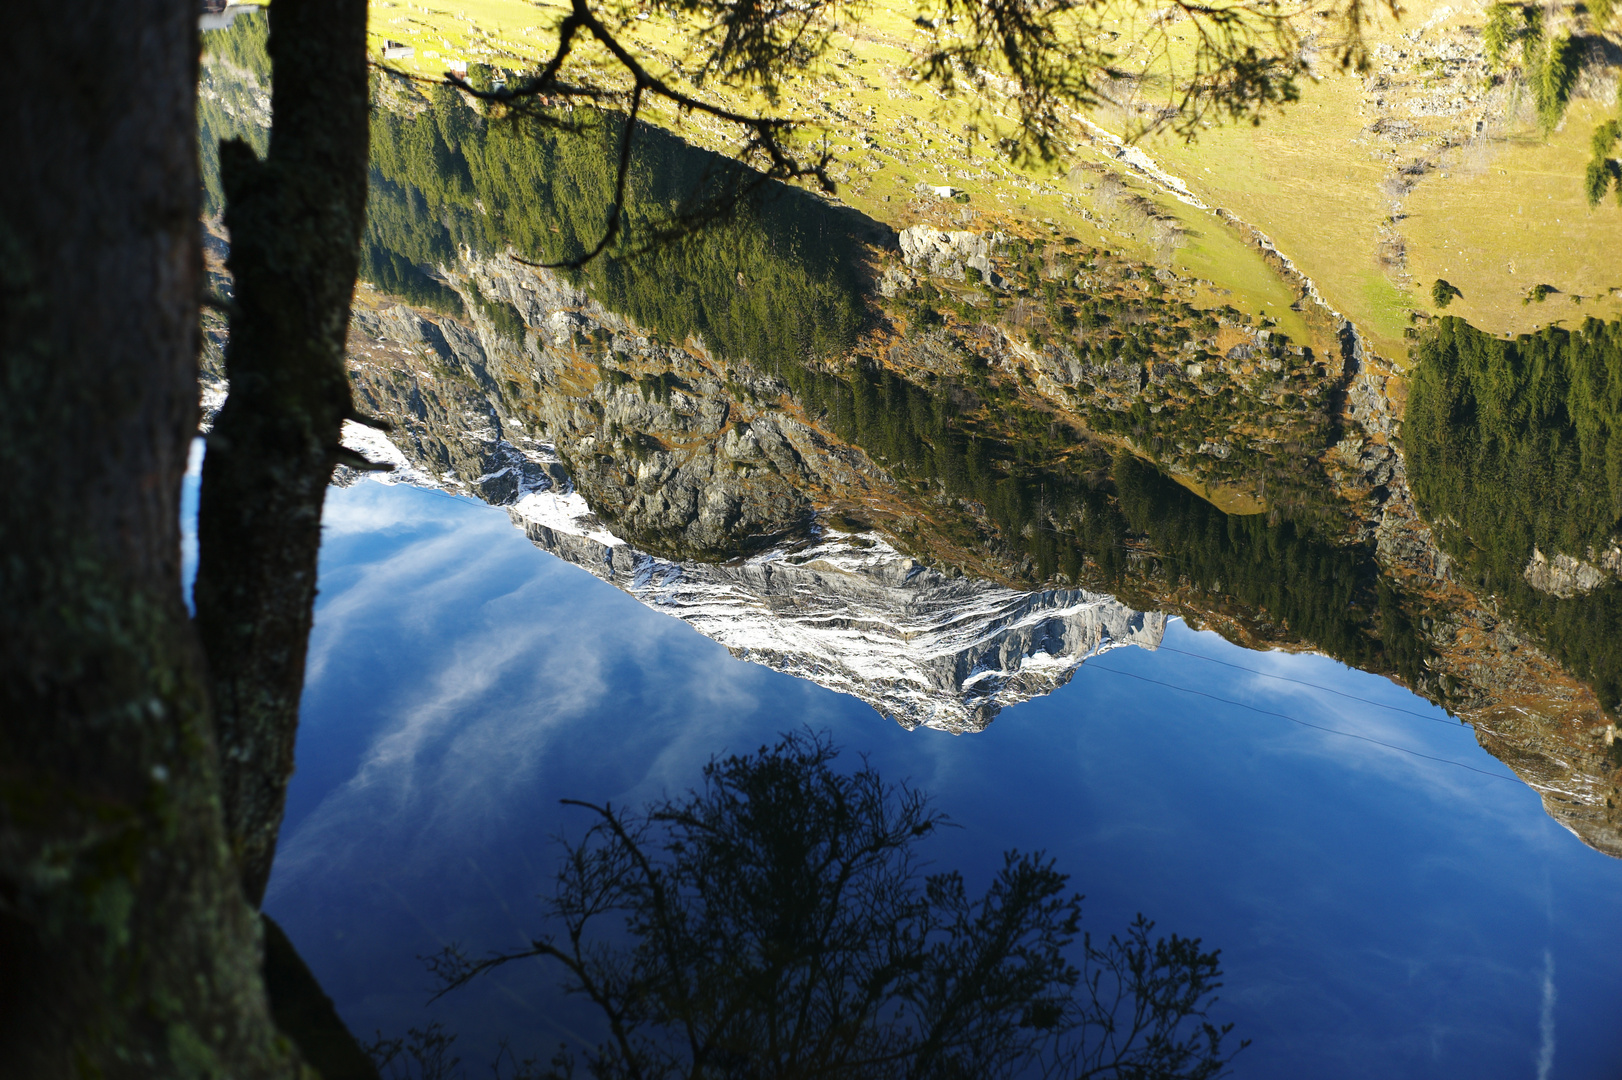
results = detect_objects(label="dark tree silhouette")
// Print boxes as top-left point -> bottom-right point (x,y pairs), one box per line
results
425,732 -> 1244,1080
194,0 -> 376,908
0,2 -> 303,1074
1431,279 -> 1462,309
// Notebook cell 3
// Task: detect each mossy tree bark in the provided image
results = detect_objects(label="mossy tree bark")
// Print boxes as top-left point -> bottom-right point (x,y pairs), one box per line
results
0,2 -> 302,1075
193,0 -> 372,907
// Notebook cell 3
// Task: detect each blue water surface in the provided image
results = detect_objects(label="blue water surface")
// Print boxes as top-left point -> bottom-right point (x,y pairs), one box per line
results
259,479 -> 1622,1079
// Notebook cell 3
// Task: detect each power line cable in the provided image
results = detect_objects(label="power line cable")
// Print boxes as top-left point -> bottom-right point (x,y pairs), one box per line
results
1152,643 -> 1459,727
1080,660 -> 1522,785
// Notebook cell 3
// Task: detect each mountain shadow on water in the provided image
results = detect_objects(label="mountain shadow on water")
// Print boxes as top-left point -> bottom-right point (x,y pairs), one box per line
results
362,78 -> 872,374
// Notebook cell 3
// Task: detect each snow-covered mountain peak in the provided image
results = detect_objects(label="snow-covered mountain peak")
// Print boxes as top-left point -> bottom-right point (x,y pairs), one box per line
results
502,468 -> 1164,732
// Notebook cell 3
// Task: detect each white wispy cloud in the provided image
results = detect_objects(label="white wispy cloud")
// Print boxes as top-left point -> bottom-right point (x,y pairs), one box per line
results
302,488 -> 525,686
269,588 -> 610,895
1157,621 -> 1533,813
267,480 -> 810,904
1537,950 -> 1556,1080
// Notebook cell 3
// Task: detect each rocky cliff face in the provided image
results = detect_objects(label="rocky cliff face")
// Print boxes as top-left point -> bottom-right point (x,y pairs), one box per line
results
346,259 -> 901,561
332,372 -> 1165,733
320,240 -> 1622,856
1522,545 -> 1622,599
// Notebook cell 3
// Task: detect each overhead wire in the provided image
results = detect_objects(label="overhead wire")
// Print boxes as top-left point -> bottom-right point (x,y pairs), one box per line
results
1079,660 -> 1524,785
1151,643 -> 1461,727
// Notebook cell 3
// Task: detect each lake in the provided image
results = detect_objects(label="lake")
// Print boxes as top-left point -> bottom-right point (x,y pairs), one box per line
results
190,11 -> 1622,1074
195,473 -> 1622,1079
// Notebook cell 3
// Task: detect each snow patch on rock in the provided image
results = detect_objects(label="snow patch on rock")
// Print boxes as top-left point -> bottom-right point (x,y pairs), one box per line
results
504,480 -> 1165,732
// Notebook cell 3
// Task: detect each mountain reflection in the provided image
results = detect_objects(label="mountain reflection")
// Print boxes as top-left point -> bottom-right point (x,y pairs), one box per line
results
198,14 -> 1622,856
337,364 -> 1164,733
519,483 -> 1165,733
325,263 -> 1622,854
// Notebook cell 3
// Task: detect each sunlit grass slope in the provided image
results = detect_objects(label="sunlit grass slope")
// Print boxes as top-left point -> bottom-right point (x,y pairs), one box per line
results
361,0 -> 1330,342
1138,0 -> 1622,360
359,0 -> 1621,361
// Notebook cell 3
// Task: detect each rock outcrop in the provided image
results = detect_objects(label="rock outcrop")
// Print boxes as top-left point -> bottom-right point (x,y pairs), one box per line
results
898,225 -> 1005,286
342,254 -> 895,561
1522,545 -> 1622,599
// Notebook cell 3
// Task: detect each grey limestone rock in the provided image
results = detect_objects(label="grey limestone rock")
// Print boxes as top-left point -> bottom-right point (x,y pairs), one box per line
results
898,225 -> 1006,286
1523,547 -> 1617,599
508,489 -> 1166,732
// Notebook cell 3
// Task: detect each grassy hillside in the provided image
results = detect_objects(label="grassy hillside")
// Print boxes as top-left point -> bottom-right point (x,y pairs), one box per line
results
1141,3 -> 1622,361
357,0 -> 1621,363
358,0 -> 1328,341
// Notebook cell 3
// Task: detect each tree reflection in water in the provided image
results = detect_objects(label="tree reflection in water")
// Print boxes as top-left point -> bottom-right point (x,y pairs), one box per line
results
375,731 -> 1241,1080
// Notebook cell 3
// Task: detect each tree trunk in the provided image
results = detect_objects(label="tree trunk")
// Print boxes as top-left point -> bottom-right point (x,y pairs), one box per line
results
193,0 -> 372,907
0,3 -> 299,1075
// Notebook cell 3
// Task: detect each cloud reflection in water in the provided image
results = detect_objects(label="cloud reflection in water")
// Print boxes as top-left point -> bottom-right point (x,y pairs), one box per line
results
267,480 -> 1622,1080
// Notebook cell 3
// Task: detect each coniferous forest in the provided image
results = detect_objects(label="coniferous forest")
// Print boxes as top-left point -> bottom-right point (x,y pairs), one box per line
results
363,81 -> 866,370
1406,316 -> 1622,709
